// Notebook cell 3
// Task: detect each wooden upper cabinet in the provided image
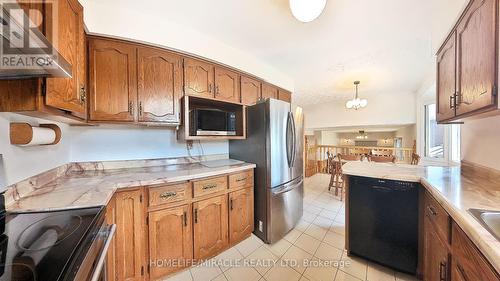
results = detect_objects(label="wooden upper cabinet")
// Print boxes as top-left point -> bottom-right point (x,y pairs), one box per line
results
113,189 -> 146,281
89,38 -> 137,122
45,0 -> 86,118
184,58 -> 215,99
278,89 -> 292,103
423,217 -> 450,281
215,67 -> 240,103
137,48 -> 182,123
456,0 -> 498,116
437,32 -> 457,123
241,76 -> 261,105
261,83 -> 278,100
229,187 -> 254,244
149,205 -> 192,279
193,195 -> 229,260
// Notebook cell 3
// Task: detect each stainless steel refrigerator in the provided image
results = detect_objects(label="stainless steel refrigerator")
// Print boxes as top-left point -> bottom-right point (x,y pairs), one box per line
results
229,99 -> 304,243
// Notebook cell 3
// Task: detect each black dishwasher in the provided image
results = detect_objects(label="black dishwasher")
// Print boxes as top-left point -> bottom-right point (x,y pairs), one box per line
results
348,176 -> 419,274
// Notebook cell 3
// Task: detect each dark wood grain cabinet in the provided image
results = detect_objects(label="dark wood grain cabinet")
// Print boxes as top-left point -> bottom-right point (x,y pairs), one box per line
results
88,38 -> 137,122
241,76 -> 261,105
183,58 -> 215,99
422,190 -> 500,281
0,0 -> 87,122
214,66 -> 240,103
137,48 -> 182,123
436,0 -> 499,123
261,82 -> 278,100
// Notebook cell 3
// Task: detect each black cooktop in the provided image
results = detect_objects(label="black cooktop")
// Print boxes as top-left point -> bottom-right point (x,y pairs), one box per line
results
0,205 -> 104,281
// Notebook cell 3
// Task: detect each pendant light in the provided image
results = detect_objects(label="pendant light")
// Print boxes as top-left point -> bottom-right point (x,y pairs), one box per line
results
346,81 -> 368,110
289,0 -> 327,23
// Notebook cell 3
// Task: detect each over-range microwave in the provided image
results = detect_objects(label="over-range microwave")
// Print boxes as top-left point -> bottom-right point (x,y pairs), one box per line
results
190,108 -> 237,136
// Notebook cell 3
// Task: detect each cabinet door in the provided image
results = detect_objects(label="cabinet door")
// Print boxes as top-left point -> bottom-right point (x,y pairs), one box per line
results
193,195 -> 229,259
214,67 -> 240,103
451,222 -> 500,281
229,187 -> 254,244
45,0 -> 86,118
423,217 -> 449,281
261,83 -> 278,100
184,58 -> 214,99
137,48 -> 182,123
149,205 -> 192,280
114,189 -> 146,281
89,38 -> 137,122
105,196 -> 117,281
436,32 -> 457,122
278,89 -> 292,103
456,0 -> 498,116
241,76 -> 261,105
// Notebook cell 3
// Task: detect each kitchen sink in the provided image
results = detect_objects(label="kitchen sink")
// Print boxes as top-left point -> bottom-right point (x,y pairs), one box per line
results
469,209 -> 500,241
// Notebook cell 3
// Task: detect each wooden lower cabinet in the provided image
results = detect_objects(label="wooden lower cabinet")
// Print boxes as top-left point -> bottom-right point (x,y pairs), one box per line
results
193,195 -> 229,260
149,205 -> 192,280
229,187 -> 254,244
423,217 -> 450,281
111,188 -> 147,281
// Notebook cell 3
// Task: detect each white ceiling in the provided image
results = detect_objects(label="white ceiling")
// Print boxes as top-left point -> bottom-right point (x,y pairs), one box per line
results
88,0 -> 467,106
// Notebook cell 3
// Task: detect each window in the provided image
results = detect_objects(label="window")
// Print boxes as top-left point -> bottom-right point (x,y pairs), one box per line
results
424,104 -> 445,158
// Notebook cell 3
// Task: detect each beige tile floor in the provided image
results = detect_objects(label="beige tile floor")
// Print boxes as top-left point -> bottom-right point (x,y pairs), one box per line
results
163,174 -> 419,281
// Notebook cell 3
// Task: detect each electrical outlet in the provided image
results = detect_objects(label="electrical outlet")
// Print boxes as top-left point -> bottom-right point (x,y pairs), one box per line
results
186,140 -> 194,150
258,220 -> 263,232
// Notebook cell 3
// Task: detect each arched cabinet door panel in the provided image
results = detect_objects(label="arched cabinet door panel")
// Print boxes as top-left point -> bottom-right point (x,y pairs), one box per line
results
138,48 -> 182,123
184,58 -> 215,99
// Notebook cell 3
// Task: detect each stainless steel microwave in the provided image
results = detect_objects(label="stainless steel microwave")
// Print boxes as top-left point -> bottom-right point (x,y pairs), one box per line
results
190,108 -> 237,136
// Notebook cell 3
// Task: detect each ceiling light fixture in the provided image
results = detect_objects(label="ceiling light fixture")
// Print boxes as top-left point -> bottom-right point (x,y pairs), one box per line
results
346,81 -> 368,110
289,0 -> 327,23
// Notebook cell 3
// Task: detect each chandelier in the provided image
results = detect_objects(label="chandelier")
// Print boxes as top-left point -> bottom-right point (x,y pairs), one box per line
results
346,81 -> 368,110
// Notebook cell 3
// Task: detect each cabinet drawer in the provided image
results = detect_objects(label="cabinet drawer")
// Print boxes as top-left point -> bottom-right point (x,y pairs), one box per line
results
452,222 -> 499,281
193,176 -> 228,198
229,170 -> 254,189
149,182 -> 191,206
424,192 -> 450,241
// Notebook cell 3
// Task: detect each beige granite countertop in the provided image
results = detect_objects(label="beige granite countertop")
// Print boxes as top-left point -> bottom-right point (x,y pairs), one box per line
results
342,161 -> 500,273
6,160 -> 255,212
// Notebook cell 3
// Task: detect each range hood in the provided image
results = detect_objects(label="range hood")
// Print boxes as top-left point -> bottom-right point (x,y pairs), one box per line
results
0,2 -> 72,79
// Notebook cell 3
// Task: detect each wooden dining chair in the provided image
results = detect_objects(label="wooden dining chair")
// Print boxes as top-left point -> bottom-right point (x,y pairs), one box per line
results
411,153 -> 421,165
368,154 -> 396,163
327,156 -> 345,200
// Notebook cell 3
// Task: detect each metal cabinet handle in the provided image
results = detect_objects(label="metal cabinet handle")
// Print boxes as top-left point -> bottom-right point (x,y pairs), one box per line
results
129,101 -> 134,115
449,94 -> 456,109
427,205 -> 437,216
160,191 -> 177,199
202,184 -> 217,190
456,263 -> 469,281
230,199 -> 234,211
194,209 -> 198,223
236,177 -> 247,183
208,84 -> 213,93
183,211 -> 187,227
439,261 -> 447,281
79,84 -> 86,104
215,85 -> 220,95
139,101 -> 143,116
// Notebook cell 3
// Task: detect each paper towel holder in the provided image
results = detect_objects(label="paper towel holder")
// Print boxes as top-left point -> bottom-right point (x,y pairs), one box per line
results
10,123 -> 62,145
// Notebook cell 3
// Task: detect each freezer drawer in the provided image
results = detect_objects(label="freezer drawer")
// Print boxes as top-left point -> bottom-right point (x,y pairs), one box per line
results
267,177 -> 304,243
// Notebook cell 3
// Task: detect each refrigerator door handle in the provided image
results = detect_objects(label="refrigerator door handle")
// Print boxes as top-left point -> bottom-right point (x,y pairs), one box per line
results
271,178 -> 303,195
286,112 -> 293,167
290,112 -> 297,167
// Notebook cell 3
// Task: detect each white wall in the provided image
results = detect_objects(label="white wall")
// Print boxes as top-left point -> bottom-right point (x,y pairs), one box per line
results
303,93 -> 416,130
69,126 -> 227,162
0,113 -> 71,188
79,0 -> 294,91
395,124 -> 416,148
461,115 -> 500,170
